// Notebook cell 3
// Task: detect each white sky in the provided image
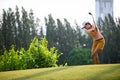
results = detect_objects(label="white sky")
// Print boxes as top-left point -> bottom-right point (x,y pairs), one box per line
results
0,0 -> 120,26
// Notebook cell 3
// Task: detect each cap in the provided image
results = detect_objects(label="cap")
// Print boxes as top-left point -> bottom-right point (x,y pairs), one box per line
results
81,21 -> 90,29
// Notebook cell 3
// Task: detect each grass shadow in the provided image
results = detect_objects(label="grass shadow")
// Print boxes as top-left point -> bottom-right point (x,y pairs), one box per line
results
13,67 -> 70,80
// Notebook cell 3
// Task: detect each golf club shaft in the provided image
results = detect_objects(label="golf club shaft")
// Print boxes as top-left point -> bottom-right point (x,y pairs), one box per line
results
89,12 -> 98,30
91,15 -> 96,25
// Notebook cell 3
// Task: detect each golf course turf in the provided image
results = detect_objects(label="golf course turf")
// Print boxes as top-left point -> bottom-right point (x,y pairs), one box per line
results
0,64 -> 120,80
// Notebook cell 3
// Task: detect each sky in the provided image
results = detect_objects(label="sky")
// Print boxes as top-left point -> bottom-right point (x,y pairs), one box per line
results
0,0 -> 120,26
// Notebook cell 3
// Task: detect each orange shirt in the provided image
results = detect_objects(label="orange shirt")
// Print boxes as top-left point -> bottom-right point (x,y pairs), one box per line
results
85,25 -> 104,41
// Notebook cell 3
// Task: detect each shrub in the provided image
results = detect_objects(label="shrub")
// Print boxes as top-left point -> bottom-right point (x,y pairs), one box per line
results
0,38 -> 60,71
0,46 -> 26,71
65,48 -> 92,66
27,38 -> 60,68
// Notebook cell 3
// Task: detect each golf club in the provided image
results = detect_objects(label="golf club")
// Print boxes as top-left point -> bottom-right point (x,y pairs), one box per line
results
88,12 -> 98,30
88,12 -> 95,25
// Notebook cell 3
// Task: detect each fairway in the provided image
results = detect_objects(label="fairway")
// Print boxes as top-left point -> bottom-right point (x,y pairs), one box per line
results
0,64 -> 120,80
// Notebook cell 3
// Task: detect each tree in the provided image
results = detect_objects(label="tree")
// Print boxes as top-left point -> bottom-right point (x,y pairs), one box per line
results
45,14 -> 57,49
0,15 -> 3,53
15,6 -> 22,49
0,8 -> 15,50
29,9 -> 37,39
1,9 -> 8,50
21,7 -> 31,49
59,18 -> 78,63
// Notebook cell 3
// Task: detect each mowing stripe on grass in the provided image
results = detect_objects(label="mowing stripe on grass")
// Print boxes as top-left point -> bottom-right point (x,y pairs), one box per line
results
13,67 -> 70,80
0,64 -> 120,80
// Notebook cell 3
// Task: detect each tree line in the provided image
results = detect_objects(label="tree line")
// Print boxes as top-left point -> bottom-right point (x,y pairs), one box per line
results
0,7 -> 120,68
0,6 -> 44,52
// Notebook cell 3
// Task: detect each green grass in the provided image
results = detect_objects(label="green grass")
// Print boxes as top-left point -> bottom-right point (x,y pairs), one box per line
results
0,64 -> 120,80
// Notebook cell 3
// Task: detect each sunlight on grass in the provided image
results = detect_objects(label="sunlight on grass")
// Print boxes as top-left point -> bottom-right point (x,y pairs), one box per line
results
0,64 -> 120,80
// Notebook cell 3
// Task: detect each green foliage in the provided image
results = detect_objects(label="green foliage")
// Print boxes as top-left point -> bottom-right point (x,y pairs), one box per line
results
0,46 -> 26,71
28,38 -> 60,68
0,38 -> 60,71
65,48 -> 92,65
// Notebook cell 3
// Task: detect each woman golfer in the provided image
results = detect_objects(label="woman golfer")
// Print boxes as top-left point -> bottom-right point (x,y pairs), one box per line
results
82,21 -> 105,64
